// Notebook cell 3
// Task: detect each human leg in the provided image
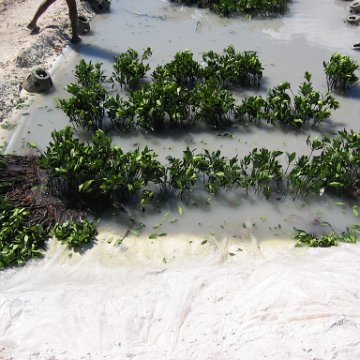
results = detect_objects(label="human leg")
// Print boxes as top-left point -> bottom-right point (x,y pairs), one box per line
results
65,0 -> 81,43
27,0 -> 57,29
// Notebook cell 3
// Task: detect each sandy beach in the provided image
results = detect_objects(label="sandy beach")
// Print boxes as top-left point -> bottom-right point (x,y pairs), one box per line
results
0,0 -> 94,145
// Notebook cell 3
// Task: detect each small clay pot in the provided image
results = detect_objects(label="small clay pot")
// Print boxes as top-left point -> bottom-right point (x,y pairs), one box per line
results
350,0 -> 360,12
23,68 -> 53,93
88,0 -> 111,13
78,16 -> 90,35
347,14 -> 360,25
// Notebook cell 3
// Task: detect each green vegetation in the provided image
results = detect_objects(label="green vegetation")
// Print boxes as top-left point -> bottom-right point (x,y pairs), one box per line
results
0,197 -> 98,269
51,219 -> 98,250
59,49 -> 338,133
168,0 -> 290,17
1,153 -> 98,270
58,47 -> 264,133
294,226 -> 360,247
58,60 -> 107,132
192,79 -> 235,129
152,49 -> 201,88
111,47 -> 152,90
2,46 -> 359,271
236,72 -> 339,128
39,126 -> 165,203
2,122 -> 360,269
0,203 -> 47,270
323,52 -> 359,93
39,127 -> 360,207
201,46 -> 263,86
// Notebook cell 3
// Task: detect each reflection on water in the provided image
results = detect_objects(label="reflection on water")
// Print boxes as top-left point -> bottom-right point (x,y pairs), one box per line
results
263,0 -> 359,50
2,0 -> 360,358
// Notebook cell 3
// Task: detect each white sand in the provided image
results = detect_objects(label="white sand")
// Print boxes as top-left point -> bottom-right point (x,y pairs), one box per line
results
1,237 -> 360,360
0,0 -> 94,144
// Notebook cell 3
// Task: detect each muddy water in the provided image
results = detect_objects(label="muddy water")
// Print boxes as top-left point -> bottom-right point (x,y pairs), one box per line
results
2,0 -> 360,359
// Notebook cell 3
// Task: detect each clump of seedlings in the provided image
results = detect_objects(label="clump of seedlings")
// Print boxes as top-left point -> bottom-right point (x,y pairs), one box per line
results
202,45 -> 263,87
288,129 -> 360,198
168,0 -> 290,17
152,49 -> 202,88
58,60 -> 107,132
0,153 -> 98,270
192,78 -> 235,129
0,199 -> 98,269
0,202 -> 46,270
235,72 -> 339,128
323,52 -> 359,93
294,226 -> 360,247
51,219 -> 98,250
111,47 -> 152,90
39,126 -> 166,204
129,80 -> 193,132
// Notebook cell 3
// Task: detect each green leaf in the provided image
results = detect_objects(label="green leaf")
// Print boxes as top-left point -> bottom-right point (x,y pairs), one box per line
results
335,202 -> 345,206
130,229 -> 140,236
353,207 -> 359,217
201,239 -> 208,245
178,207 -> 183,216
329,182 -> 344,188
79,180 -> 95,193
27,142 -> 37,149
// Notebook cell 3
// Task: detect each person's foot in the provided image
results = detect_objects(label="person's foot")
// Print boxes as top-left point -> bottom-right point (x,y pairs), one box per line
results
27,23 -> 40,35
353,42 -> 360,50
70,36 -> 82,44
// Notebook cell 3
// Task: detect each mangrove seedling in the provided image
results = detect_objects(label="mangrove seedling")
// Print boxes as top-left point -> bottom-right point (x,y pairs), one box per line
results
58,61 -> 108,134
0,206 -> 47,270
202,45 -> 263,87
192,79 -> 235,129
169,0 -> 290,17
323,52 -> 359,93
111,47 -> 152,90
235,73 -> 339,128
294,226 -> 359,247
51,219 -> 98,250
152,49 -> 201,89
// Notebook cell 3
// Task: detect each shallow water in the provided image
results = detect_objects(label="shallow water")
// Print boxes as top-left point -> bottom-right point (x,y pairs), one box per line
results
2,0 -> 360,358
7,0 -> 360,154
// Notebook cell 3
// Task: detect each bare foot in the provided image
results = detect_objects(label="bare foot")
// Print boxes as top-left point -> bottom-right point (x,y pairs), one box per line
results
70,36 -> 82,43
27,23 -> 40,35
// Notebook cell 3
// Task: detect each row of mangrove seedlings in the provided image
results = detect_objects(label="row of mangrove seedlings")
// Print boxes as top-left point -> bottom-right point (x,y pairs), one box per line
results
168,0 -> 291,17
39,126 -> 360,204
58,47 -> 359,134
2,125 -> 360,269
